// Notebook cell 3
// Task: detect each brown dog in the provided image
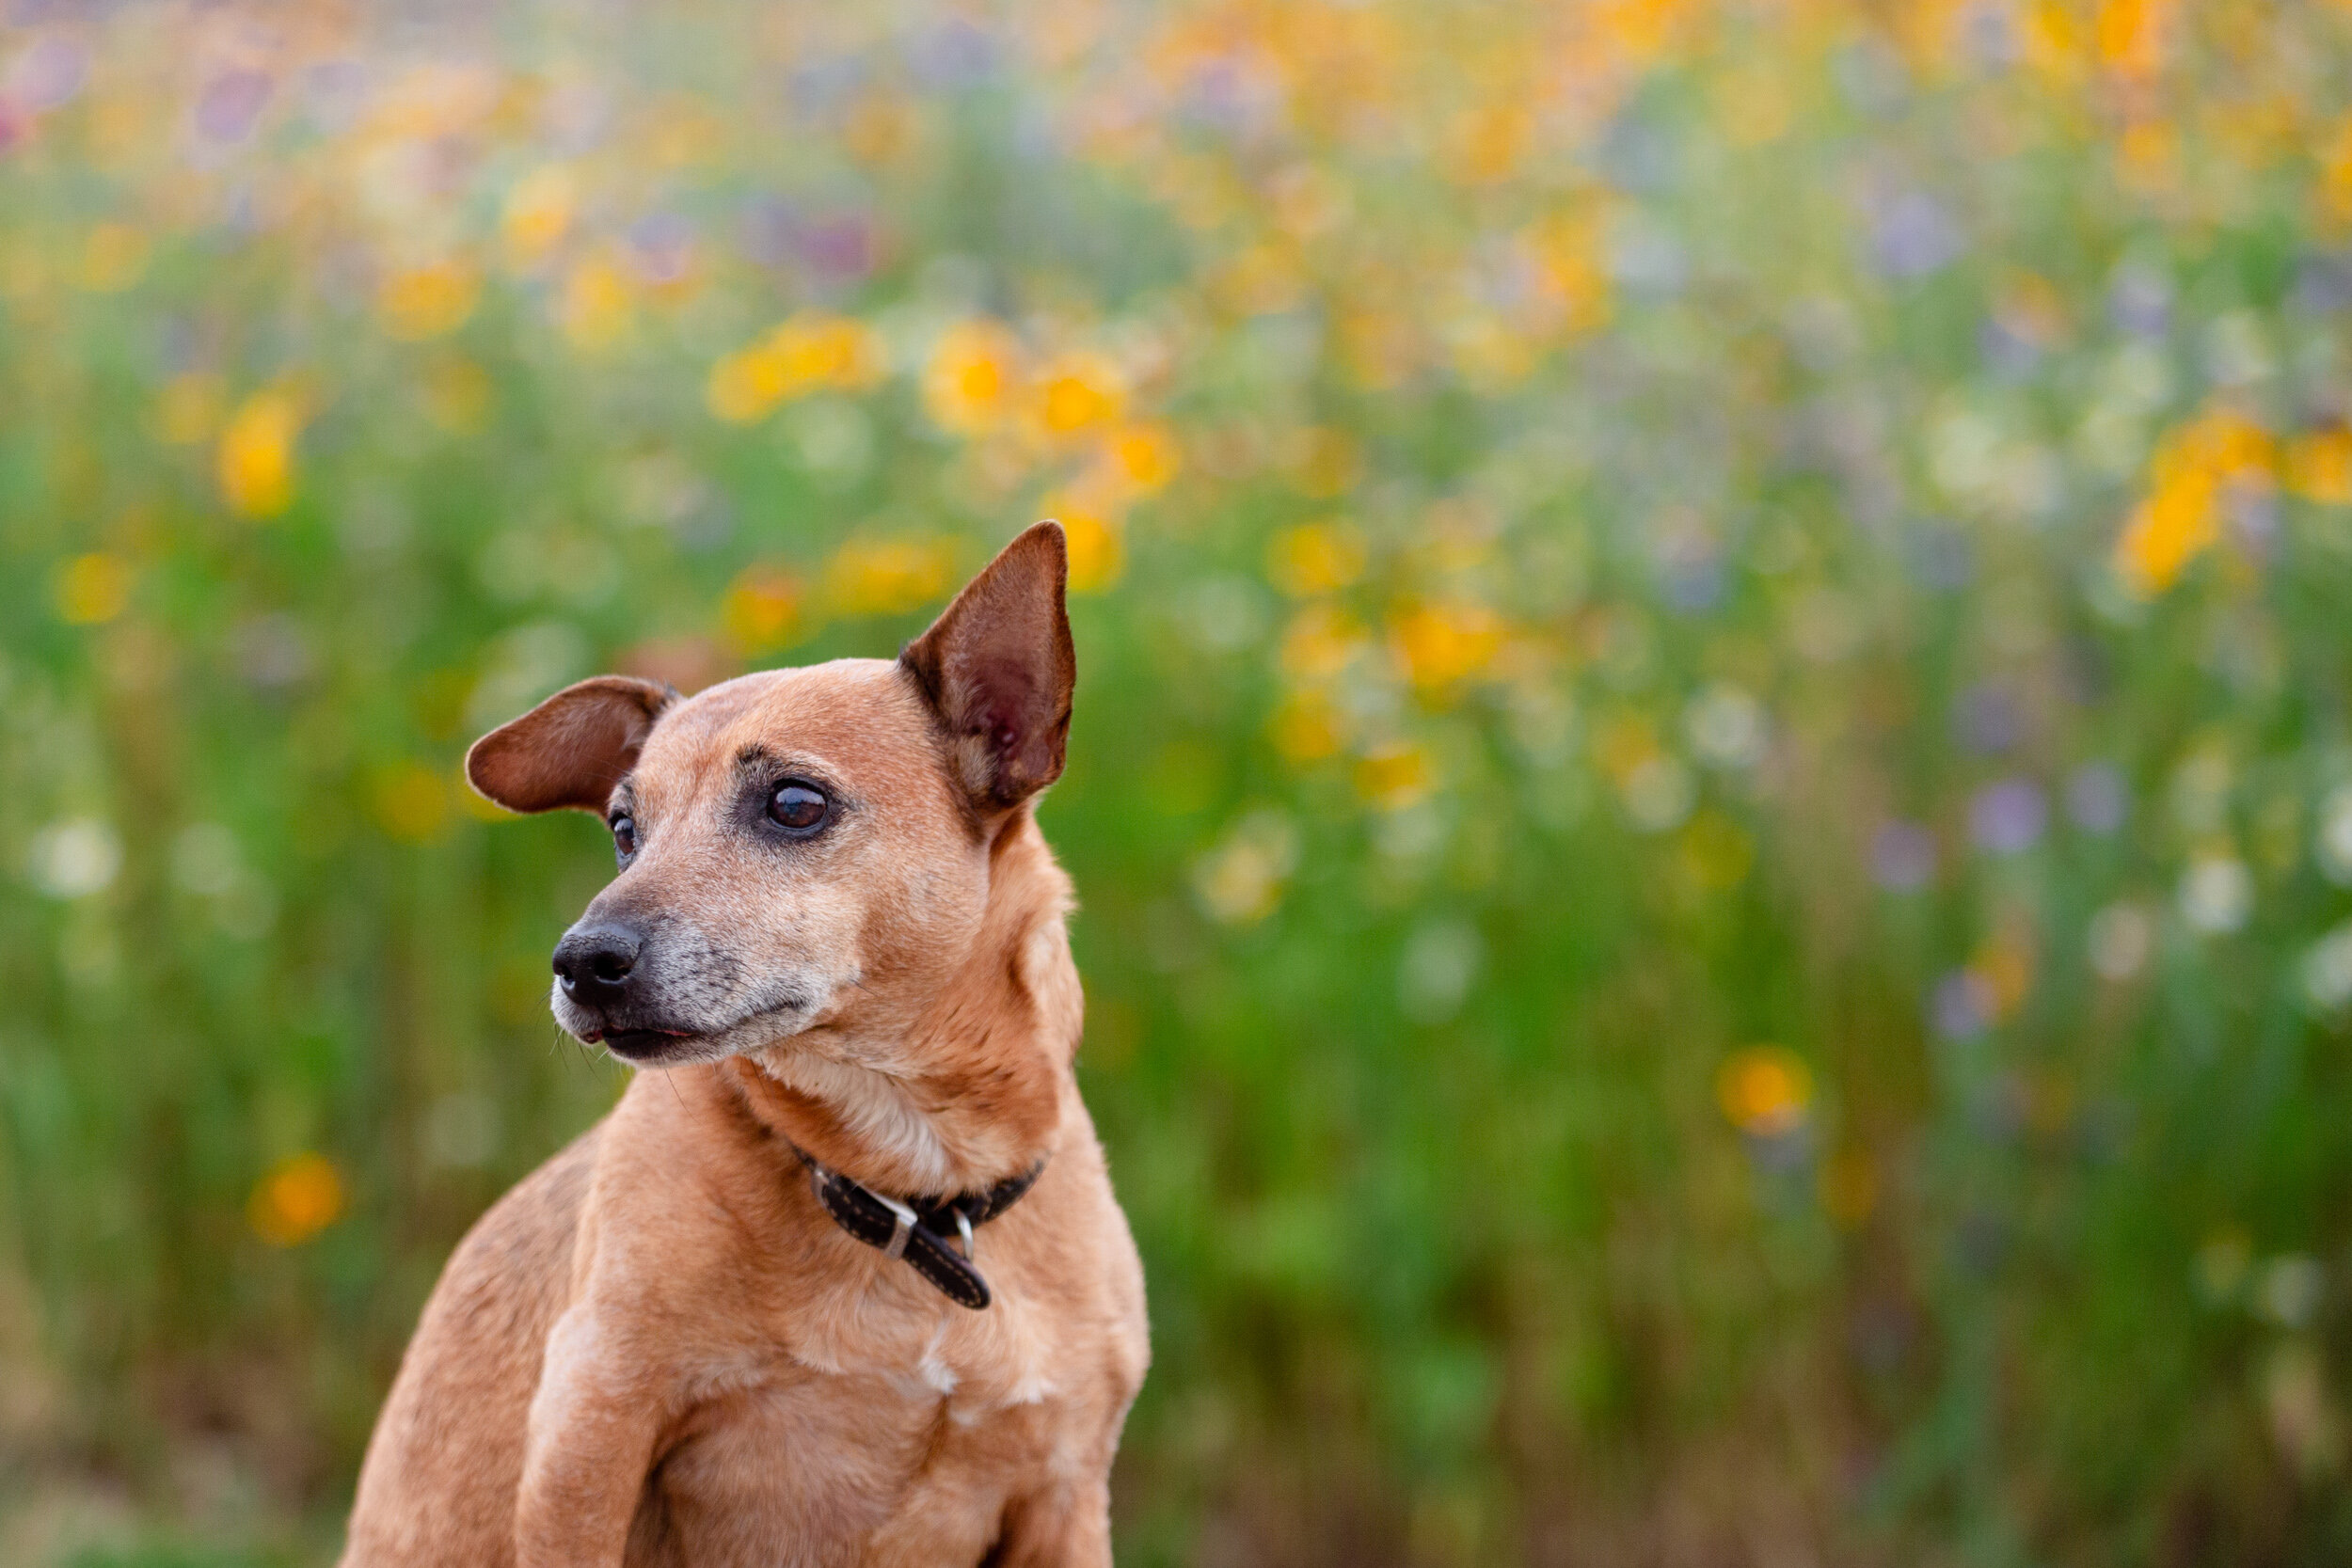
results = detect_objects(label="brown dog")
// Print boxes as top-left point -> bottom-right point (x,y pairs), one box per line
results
342,523 -> 1149,1566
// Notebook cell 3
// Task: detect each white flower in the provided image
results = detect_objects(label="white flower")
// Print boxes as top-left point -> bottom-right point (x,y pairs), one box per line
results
28,818 -> 121,899
2303,923 -> 2352,1012
2315,784 -> 2352,885
2088,902 -> 2153,981
2178,855 -> 2251,935
1683,683 -> 1766,770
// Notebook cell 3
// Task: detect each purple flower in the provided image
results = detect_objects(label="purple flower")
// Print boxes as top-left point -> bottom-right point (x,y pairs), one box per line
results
740,196 -> 801,269
300,59 -> 370,134
2065,763 -> 2128,834
2108,264 -> 2172,340
1931,969 -> 1994,1040
194,69 -> 273,144
1980,313 -> 2041,381
1953,683 -> 2022,754
1870,191 -> 1963,279
8,36 -> 87,114
2295,258 -> 2352,318
801,214 -> 876,282
1908,526 -> 1974,593
628,213 -> 696,287
907,19 -> 997,87
1872,820 -> 1937,892
1970,778 -> 2046,855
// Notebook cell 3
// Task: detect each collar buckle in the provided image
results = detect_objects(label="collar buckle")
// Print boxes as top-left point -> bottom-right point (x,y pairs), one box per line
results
793,1143 -> 1042,1309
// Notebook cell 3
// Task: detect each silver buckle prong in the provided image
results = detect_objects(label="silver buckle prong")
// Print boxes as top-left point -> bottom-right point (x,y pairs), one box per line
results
871,1187 -> 919,1260
955,1209 -> 976,1260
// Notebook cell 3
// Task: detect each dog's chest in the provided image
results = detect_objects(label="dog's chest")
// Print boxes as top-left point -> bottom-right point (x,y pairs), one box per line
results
627,1306 -> 1065,1566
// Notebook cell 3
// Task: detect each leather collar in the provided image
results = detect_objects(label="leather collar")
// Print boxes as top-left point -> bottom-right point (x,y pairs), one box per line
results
789,1143 -> 1045,1310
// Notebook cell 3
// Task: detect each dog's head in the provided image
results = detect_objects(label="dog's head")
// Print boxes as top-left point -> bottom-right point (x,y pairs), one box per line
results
466,522 -> 1074,1069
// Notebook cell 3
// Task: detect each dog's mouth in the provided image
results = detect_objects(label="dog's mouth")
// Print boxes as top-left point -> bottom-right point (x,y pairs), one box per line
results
579,1025 -> 699,1062
557,983 -> 827,1067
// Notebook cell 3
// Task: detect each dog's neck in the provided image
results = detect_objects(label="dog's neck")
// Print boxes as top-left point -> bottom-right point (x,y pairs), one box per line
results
727,813 -> 1078,1196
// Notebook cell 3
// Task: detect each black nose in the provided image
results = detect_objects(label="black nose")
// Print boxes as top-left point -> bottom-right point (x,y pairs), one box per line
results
553,924 -> 644,1007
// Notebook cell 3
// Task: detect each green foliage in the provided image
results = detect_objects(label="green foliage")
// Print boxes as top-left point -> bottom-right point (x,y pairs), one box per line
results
8,2 -> 2352,1563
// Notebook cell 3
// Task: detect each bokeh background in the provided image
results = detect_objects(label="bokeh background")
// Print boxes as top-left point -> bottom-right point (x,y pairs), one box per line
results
8,0 -> 2352,1562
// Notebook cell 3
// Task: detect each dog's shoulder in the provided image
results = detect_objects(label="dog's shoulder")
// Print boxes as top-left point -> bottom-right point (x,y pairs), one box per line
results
448,1125 -> 600,1302
342,1127 -> 606,1563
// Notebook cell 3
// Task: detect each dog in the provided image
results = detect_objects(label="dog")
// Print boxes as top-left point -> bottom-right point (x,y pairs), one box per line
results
342,522 -> 1149,1566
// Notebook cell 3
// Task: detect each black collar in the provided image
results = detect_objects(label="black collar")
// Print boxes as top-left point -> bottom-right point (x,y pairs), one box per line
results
789,1143 -> 1045,1310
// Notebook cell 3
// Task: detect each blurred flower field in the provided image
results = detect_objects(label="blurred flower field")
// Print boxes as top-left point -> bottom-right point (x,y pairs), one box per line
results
9,0 -> 2352,1561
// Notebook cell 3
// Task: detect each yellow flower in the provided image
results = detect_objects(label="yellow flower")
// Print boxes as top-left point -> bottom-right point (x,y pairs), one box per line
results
1355,743 -> 1434,810
2288,429 -> 2352,503
924,320 -> 1025,436
707,344 -> 792,424
1191,813 -> 1298,927
2321,117 -> 2352,226
1335,307 -> 1420,391
218,389 -> 304,518
721,564 -> 802,655
1267,521 -> 1368,598
1972,932 -> 2036,1022
825,538 -> 955,617
1270,689 -> 1343,762
77,222 -> 149,293
1597,0 -> 1693,62
2114,407 -> 2275,595
2115,120 -> 2178,197
1529,214 -> 1613,340
1391,601 -> 1503,689
249,1152 -> 346,1247
2023,0 -> 2086,79
558,256 -> 633,351
1716,1045 -> 1813,1137
502,166 -> 575,268
372,761 -> 453,844
780,313 -> 885,390
1105,423 -> 1182,493
1279,604 -> 1368,682
1036,352 -> 1125,436
1060,511 -> 1124,593
54,553 -> 131,625
843,92 -> 918,167
2095,0 -> 2171,84
708,314 -> 883,423
378,260 -> 480,341
1286,427 -> 1360,499
1448,104 -> 1529,186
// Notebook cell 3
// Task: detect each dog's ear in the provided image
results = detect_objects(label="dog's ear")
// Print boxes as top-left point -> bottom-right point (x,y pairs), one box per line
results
900,520 -> 1076,811
466,675 -> 674,815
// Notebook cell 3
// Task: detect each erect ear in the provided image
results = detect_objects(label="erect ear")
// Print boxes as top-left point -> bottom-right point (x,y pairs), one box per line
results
465,675 -> 675,815
899,520 -> 1075,811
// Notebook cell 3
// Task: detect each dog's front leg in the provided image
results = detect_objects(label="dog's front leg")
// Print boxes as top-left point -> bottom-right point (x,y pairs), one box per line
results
982,1481 -> 1113,1568
514,1304 -> 665,1568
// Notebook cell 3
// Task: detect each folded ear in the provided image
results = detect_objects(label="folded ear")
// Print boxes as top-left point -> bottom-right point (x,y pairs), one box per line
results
900,520 -> 1075,811
466,675 -> 675,815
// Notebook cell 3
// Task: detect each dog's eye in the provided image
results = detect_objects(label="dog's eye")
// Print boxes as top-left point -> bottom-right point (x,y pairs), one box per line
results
611,814 -> 638,863
768,782 -> 829,834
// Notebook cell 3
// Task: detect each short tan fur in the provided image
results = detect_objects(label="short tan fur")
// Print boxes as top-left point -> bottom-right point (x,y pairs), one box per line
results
342,523 -> 1149,1568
